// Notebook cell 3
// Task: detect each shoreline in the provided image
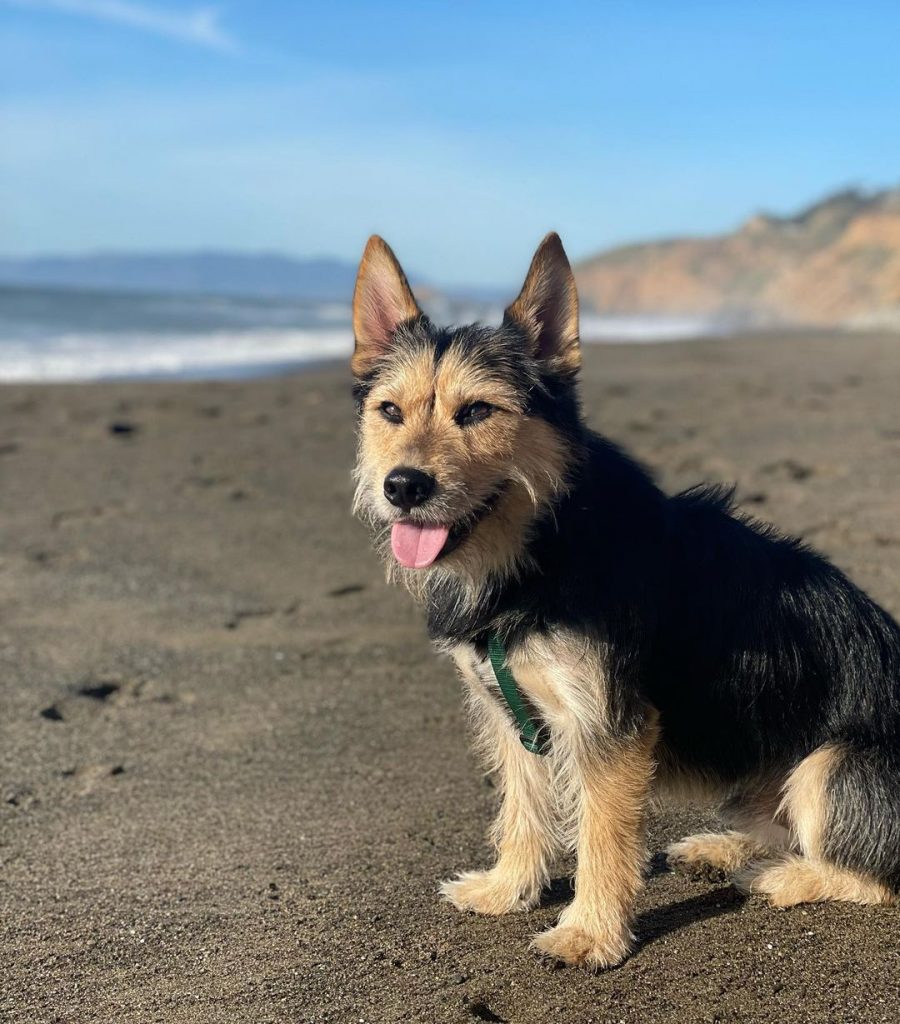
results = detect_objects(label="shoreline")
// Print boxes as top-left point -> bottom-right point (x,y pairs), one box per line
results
2,326 -> 899,387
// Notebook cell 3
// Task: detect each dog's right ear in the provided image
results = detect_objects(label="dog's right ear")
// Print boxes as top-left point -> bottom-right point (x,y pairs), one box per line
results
351,236 -> 422,377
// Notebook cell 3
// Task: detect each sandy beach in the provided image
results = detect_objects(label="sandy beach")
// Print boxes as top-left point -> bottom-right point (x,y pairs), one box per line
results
2,331 -> 899,1023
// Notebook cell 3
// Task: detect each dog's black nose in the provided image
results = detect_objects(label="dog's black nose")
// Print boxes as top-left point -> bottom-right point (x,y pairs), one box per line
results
384,467 -> 435,511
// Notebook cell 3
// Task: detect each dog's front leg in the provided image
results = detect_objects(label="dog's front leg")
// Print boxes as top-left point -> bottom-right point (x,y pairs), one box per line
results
533,714 -> 658,970
440,669 -> 557,915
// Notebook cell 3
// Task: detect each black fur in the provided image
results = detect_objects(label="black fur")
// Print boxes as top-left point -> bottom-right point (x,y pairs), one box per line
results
359,316 -> 900,891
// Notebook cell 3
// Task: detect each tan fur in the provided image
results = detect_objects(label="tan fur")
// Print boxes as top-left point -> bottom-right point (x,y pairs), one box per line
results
667,831 -> 772,875
441,633 -> 660,968
508,631 -> 620,856
353,342 -> 572,596
735,856 -> 896,907
351,232 -> 579,600
503,631 -> 659,967
666,774 -> 791,874
728,745 -> 896,906
778,743 -> 843,858
440,644 -> 558,914
508,630 -> 612,735
532,715 -> 660,970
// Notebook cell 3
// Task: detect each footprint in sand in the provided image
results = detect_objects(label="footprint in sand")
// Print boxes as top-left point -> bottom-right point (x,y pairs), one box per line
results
108,420 -> 140,438
327,584 -> 366,597
3,784 -> 39,810
60,763 -> 126,797
224,600 -> 301,630
741,491 -> 768,505
51,502 -> 124,529
38,678 -> 136,722
760,458 -> 815,482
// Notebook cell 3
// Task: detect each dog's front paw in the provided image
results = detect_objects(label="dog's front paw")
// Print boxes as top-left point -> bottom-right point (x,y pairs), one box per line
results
531,922 -> 632,970
439,869 -> 539,915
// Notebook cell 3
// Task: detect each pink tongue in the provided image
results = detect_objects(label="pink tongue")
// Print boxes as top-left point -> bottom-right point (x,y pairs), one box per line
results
391,522 -> 451,569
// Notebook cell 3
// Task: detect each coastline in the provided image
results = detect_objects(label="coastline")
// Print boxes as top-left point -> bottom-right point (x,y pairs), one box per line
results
3,324 -> 898,385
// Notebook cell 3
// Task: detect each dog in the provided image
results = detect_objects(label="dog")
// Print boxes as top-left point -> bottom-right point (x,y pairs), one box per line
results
350,232 -> 900,969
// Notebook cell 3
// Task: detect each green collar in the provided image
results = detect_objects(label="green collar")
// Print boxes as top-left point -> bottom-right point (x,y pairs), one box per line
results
487,633 -> 550,755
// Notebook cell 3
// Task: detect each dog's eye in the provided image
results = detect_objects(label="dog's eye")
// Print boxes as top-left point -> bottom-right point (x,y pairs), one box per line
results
455,401 -> 493,427
379,401 -> 403,424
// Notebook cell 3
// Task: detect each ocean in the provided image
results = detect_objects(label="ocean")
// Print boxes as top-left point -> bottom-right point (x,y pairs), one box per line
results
0,285 -> 722,382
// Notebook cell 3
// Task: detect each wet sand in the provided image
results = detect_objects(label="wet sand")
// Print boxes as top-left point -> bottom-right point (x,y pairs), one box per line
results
1,331 -> 899,1023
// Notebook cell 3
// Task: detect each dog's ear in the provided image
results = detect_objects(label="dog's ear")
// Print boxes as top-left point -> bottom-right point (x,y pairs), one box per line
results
352,236 -> 422,377
504,232 -> 580,376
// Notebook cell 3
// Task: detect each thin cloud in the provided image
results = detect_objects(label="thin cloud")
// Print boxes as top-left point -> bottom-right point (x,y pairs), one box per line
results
3,0 -> 237,53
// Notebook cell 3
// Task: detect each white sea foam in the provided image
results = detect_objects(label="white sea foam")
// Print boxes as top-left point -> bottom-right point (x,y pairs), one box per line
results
0,319 -> 732,382
580,313 -> 724,342
0,285 -> 733,383
0,328 -> 355,382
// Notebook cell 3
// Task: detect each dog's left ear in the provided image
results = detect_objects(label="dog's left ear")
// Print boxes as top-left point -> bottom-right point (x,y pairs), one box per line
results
352,235 -> 423,377
504,232 -> 580,376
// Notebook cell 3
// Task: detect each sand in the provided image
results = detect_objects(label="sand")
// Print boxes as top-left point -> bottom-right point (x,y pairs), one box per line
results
1,331 -> 899,1023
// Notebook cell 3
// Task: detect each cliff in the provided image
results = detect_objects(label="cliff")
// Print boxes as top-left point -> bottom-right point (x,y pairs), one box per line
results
574,187 -> 900,326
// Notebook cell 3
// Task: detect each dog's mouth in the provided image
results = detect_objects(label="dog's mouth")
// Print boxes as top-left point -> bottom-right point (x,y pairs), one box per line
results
389,485 -> 506,569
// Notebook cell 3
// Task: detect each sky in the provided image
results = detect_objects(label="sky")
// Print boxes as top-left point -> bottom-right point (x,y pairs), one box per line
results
2,1 -> 900,287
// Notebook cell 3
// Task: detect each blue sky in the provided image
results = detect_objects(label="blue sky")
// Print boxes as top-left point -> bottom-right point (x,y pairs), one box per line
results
2,1 -> 900,286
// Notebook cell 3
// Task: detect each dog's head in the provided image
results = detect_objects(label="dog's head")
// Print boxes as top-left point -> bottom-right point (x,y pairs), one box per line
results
351,233 -> 582,591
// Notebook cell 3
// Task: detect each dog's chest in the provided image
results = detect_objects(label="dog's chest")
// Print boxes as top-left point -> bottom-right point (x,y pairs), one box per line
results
446,639 -> 569,722
449,642 -> 502,697
446,633 -> 616,738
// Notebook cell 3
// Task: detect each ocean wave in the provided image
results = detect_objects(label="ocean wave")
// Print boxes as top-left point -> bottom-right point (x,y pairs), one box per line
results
0,316 -> 732,383
0,328 -> 355,382
580,313 -> 724,341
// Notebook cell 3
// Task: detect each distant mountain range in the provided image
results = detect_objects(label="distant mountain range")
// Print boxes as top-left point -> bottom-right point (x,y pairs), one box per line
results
5,186 -> 900,327
573,186 -> 900,327
0,252 -> 361,301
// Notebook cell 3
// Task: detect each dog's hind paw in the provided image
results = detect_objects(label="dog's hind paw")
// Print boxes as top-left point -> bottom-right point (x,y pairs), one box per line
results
531,922 -> 632,971
666,831 -> 762,878
734,855 -> 896,908
439,869 -> 540,915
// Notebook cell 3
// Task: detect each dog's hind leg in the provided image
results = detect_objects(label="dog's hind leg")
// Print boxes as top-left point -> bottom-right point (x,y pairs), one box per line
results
440,658 -> 558,915
735,743 -> 898,907
667,831 -> 771,877
667,778 -> 790,877
736,854 -> 895,906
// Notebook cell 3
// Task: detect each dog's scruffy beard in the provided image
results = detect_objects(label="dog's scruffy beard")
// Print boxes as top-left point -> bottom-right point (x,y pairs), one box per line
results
351,460 -> 566,605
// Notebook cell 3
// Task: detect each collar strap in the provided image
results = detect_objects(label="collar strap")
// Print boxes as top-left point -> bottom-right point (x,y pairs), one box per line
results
487,633 -> 550,756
